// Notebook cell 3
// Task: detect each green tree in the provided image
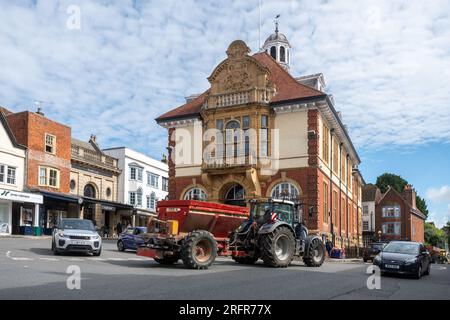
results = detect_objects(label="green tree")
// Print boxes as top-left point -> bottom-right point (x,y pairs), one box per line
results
375,172 -> 428,217
424,222 -> 446,247
415,195 -> 429,216
375,173 -> 408,194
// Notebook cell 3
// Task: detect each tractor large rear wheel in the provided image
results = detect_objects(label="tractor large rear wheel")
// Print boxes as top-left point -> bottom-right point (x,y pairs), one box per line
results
181,230 -> 217,269
260,226 -> 295,268
302,237 -> 326,267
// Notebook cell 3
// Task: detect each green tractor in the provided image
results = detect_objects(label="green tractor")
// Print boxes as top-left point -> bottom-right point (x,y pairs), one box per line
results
229,198 -> 326,268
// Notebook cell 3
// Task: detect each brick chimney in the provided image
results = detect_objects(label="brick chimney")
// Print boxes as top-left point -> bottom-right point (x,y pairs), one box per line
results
402,184 -> 416,208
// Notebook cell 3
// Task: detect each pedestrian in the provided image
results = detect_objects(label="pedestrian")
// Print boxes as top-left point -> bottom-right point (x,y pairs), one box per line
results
116,221 -> 122,236
325,238 -> 333,257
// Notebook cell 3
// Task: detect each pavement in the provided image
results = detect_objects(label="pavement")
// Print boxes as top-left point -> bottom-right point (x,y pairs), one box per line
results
0,237 -> 449,300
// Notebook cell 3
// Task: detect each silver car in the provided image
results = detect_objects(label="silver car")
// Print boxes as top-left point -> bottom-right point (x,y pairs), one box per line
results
52,219 -> 102,256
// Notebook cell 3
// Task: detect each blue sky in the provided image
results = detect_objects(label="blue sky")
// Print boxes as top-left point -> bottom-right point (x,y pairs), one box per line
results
0,0 -> 449,226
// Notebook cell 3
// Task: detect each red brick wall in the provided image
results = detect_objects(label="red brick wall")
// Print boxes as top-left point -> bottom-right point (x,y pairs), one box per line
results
411,214 -> 424,243
7,111 -> 71,193
375,188 -> 425,241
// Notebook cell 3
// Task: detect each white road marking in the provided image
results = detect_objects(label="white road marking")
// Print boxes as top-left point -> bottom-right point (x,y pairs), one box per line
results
39,257 -> 60,261
6,251 -> 34,261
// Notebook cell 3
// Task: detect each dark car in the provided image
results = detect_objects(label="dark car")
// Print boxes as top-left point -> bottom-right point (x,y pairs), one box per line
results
373,241 -> 431,279
117,227 -> 147,251
363,242 -> 386,262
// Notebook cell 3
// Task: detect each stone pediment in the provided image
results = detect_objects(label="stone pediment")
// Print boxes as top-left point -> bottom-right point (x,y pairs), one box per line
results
205,40 -> 275,108
208,40 -> 273,95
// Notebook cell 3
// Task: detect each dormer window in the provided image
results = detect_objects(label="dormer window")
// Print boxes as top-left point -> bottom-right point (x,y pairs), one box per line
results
45,133 -> 56,154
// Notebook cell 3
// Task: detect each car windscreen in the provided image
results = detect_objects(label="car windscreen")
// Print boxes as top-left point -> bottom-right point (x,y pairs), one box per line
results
383,242 -> 419,255
371,244 -> 384,250
58,220 -> 95,231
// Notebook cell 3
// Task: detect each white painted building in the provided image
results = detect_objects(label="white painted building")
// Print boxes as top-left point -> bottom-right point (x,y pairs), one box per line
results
362,184 -> 382,246
0,111 -> 43,235
103,147 -> 168,226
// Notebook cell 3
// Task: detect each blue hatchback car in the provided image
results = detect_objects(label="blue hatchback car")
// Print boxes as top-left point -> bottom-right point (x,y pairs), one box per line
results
117,227 -> 147,251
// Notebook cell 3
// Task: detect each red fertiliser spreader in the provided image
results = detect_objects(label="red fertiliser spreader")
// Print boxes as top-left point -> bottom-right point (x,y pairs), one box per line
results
137,200 -> 249,269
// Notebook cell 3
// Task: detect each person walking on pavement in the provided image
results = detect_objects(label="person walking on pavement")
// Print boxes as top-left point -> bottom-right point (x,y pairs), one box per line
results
325,238 -> 333,257
116,221 -> 123,237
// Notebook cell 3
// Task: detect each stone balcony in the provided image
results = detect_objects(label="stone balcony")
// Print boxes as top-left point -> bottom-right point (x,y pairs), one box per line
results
204,88 -> 274,109
71,144 -> 120,173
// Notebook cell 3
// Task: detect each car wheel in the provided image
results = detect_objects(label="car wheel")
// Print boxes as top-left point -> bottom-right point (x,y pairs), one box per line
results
117,240 -> 125,252
52,241 -> 60,256
414,265 -> 422,279
93,248 -> 102,256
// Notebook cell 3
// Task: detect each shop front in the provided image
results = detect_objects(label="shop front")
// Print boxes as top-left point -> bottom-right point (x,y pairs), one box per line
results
134,209 -> 156,228
38,190 -> 81,235
0,188 -> 43,235
81,196 -> 133,238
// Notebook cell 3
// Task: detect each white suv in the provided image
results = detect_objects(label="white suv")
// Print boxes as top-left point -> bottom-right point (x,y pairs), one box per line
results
52,219 -> 102,256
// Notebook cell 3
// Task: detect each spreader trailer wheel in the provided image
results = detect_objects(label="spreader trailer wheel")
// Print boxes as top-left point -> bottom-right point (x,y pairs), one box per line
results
181,230 -> 218,269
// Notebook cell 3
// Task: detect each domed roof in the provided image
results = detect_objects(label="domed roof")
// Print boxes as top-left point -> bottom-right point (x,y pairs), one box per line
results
263,31 -> 290,47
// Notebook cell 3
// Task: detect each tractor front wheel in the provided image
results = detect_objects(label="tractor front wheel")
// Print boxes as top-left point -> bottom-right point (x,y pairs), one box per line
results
181,230 -> 217,269
302,237 -> 326,267
260,226 -> 295,268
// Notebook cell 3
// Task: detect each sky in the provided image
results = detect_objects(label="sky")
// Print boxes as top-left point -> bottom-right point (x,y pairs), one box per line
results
0,0 -> 449,226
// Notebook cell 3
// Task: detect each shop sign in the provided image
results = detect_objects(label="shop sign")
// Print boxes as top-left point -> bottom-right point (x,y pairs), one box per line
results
101,205 -> 116,212
0,188 -> 43,204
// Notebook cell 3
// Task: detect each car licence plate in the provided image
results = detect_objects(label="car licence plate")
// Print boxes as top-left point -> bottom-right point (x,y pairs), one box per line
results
73,241 -> 89,245
385,264 -> 400,269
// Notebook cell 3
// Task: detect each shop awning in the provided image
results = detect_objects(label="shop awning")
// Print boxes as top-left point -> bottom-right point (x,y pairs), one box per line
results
135,209 -> 157,217
35,189 -> 80,203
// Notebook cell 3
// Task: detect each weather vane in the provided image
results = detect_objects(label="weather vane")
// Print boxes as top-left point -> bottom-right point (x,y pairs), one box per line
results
274,14 -> 280,33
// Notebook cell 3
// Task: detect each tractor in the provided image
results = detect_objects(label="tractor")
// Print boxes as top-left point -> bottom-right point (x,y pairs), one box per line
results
229,198 -> 326,267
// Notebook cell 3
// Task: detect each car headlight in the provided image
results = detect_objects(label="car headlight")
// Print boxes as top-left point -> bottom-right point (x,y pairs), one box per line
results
373,255 -> 381,263
405,258 -> 418,265
58,232 -> 66,238
92,235 -> 100,240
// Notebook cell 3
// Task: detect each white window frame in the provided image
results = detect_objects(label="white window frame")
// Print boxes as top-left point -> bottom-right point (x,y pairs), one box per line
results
129,192 -> 136,206
0,164 -> 17,185
45,133 -> 56,155
382,205 -> 401,218
183,188 -> 207,200
270,182 -> 300,201
162,177 -> 169,192
38,166 -> 60,188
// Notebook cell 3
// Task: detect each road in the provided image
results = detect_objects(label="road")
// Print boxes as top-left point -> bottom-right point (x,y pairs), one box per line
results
0,237 -> 449,300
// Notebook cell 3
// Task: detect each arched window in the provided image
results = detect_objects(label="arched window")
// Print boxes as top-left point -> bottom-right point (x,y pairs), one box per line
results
280,46 -> 285,62
136,187 -> 143,207
225,184 -> 245,201
84,184 -> 96,198
271,182 -> 300,201
225,120 -> 240,130
184,187 -> 207,200
270,46 -> 277,59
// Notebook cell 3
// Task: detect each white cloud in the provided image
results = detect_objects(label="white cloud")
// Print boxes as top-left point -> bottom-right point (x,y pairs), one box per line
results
426,205 -> 450,228
0,0 -> 449,159
426,185 -> 450,203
